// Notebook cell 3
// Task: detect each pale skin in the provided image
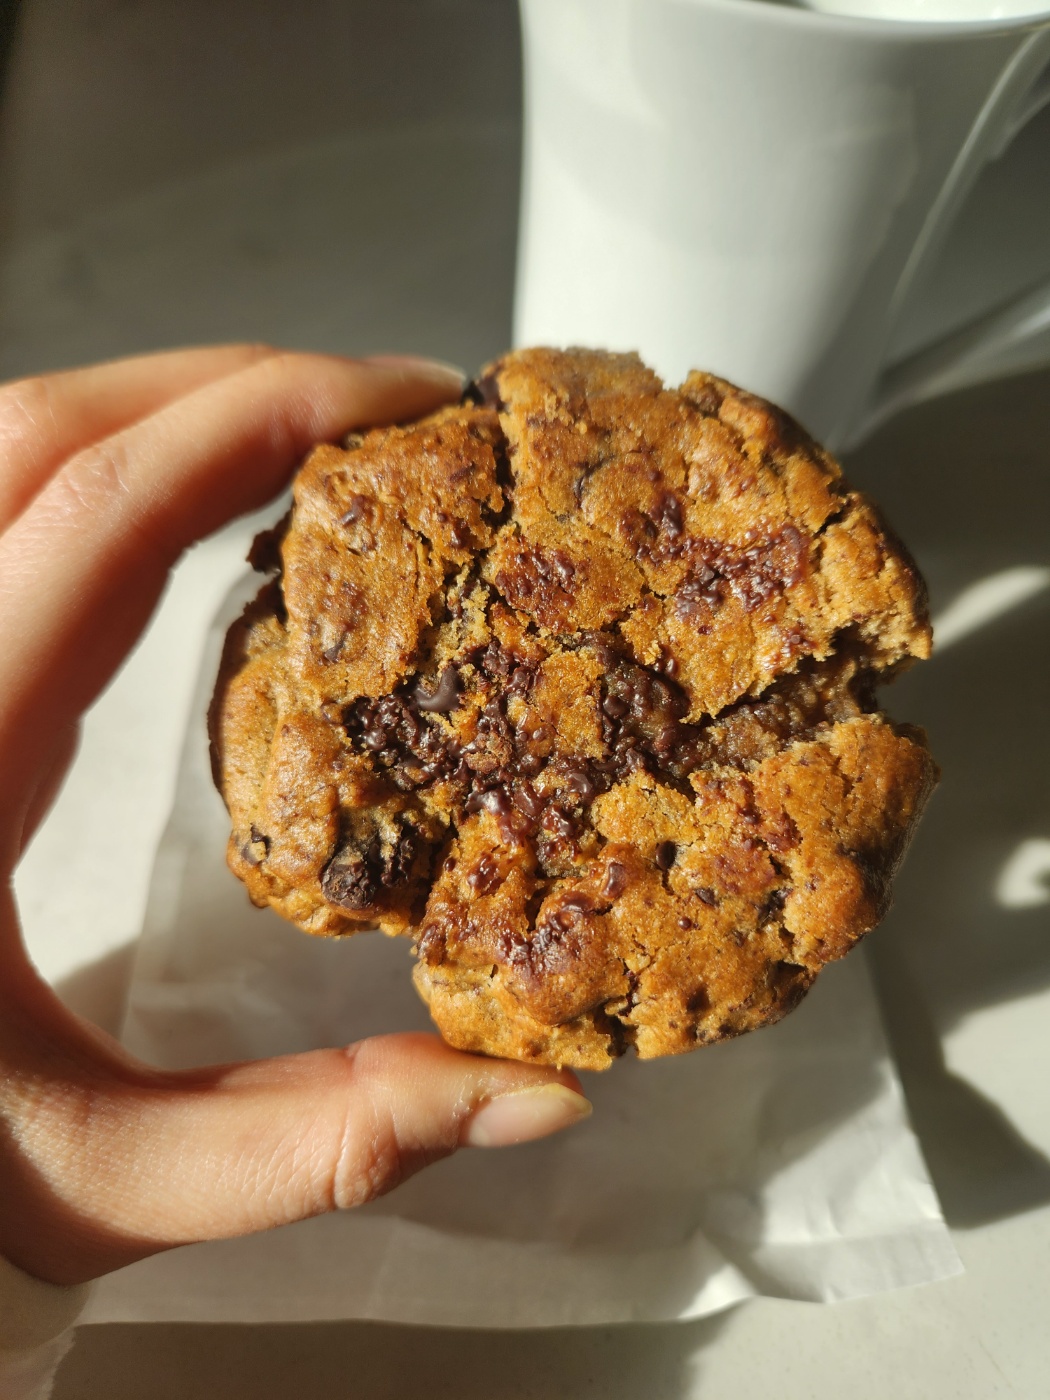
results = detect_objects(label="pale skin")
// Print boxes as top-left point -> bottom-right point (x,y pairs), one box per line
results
0,346 -> 591,1288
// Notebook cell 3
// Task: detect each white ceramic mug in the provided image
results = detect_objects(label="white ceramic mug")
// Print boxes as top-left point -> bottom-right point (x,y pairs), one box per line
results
514,0 -> 1050,447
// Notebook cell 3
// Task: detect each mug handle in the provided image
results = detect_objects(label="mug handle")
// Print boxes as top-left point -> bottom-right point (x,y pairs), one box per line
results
852,27 -> 1050,444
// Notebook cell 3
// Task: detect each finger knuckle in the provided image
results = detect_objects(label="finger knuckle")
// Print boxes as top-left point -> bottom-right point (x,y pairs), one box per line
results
0,377 -> 57,463
325,1048 -> 404,1210
247,349 -> 302,398
321,1041 -> 463,1210
45,437 -> 135,528
331,1111 -> 406,1211
240,341 -> 278,361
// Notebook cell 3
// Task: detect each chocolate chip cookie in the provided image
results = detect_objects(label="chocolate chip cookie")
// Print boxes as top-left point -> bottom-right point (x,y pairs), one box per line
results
210,348 -> 936,1069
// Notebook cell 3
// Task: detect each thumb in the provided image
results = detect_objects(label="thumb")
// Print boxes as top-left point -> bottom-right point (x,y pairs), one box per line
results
3,1032 -> 592,1286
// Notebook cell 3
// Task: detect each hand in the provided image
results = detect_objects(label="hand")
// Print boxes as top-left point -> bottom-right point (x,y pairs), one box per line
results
0,346 -> 592,1287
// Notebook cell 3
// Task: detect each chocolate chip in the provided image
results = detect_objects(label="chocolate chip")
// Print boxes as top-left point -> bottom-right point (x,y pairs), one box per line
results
685,984 -> 710,1014
380,822 -> 419,887
675,566 -> 720,620
655,841 -> 677,871
603,861 -> 628,899
323,630 -> 349,662
242,825 -> 270,866
417,923 -> 444,963
345,691 -> 461,791
771,962 -> 809,1010
549,551 -> 576,589
478,641 -> 513,681
339,494 -> 371,527
434,510 -> 473,551
656,648 -> 679,679
597,656 -> 707,784
321,847 -> 379,911
508,665 -> 534,696
760,888 -> 787,921
461,372 -> 501,409
653,723 -> 678,758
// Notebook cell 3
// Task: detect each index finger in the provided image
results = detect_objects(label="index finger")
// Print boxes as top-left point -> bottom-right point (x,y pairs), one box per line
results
0,351 -> 464,839
0,344 -> 275,530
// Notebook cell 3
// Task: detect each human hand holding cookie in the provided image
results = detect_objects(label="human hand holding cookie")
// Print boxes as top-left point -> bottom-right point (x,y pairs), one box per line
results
0,346 -> 592,1289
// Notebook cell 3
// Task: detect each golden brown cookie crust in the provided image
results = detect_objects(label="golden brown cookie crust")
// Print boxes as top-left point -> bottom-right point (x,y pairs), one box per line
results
210,348 -> 936,1069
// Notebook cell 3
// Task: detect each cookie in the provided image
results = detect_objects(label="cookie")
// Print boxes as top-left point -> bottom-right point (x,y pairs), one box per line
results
210,348 -> 936,1070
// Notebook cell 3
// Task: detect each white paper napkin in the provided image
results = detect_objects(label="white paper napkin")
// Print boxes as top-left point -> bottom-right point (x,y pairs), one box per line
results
84,573 -> 960,1327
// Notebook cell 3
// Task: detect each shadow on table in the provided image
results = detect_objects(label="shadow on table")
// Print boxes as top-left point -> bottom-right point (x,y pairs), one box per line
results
55,1313 -> 732,1400
844,363 -> 1050,1232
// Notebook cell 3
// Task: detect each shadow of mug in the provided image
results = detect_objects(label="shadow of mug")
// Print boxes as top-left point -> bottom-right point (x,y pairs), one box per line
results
843,362 -> 1050,1230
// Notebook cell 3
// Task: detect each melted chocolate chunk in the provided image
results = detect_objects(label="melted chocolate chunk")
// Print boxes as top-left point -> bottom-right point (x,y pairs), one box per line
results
414,666 -> 461,713
338,619 -> 874,900
465,786 -> 513,817
467,852 -> 502,895
495,541 -> 578,619
596,650 -> 708,783
343,691 -> 463,791
655,492 -> 683,540
498,917 -> 581,978
674,527 -> 808,619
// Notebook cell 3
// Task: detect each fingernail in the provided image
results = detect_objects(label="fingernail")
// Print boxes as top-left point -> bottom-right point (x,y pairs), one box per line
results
464,1083 -> 593,1149
365,354 -> 467,387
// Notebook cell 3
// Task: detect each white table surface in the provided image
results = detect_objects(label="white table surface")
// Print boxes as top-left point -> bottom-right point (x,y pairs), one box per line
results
3,1 -> 1050,1394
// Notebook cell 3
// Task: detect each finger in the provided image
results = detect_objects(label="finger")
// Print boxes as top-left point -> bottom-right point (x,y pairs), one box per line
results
17,723 -> 79,855
0,344 -> 275,530
1,1030 -> 591,1286
0,352 -> 463,833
